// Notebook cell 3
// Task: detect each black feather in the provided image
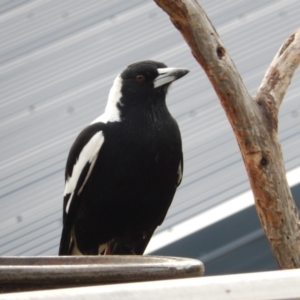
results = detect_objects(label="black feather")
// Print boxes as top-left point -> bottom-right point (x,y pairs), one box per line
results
59,60 -> 188,255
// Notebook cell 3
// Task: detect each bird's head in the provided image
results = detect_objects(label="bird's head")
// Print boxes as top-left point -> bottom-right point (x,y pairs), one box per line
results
99,60 -> 189,123
120,60 -> 189,103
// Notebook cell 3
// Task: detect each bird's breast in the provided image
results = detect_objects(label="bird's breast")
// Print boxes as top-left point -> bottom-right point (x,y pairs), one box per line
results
101,117 -> 181,179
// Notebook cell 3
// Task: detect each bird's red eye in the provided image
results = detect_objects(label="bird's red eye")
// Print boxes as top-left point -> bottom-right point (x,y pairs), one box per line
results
136,74 -> 146,82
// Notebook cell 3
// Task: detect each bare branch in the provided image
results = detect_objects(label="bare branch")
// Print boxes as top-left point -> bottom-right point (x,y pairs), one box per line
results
256,30 -> 300,110
154,0 -> 300,269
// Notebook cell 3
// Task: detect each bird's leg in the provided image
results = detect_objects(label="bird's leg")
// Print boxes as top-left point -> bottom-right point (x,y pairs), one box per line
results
104,244 -> 113,255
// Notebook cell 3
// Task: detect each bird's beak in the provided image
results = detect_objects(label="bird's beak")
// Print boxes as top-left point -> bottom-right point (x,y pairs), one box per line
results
153,68 -> 190,88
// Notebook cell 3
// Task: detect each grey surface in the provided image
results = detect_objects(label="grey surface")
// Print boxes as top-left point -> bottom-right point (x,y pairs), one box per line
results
2,269 -> 300,300
1,0 -> 300,258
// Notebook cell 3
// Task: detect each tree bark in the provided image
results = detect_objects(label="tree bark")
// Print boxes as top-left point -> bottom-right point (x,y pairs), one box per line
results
154,0 -> 300,269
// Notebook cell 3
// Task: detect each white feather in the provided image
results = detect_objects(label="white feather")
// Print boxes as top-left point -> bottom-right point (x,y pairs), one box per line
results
91,75 -> 122,124
71,228 -> 83,255
177,161 -> 183,185
64,131 -> 104,213
77,153 -> 98,195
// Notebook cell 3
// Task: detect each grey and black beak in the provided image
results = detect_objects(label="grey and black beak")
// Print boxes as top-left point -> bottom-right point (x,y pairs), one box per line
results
153,67 -> 190,88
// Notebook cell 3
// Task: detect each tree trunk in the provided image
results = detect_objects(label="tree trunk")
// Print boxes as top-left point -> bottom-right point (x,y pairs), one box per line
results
154,0 -> 300,269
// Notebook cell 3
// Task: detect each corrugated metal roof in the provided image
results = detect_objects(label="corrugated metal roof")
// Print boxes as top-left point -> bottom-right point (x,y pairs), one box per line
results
1,0 -> 300,256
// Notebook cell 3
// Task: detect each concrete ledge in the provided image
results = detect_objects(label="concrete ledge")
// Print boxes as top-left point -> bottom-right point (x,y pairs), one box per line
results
2,268 -> 300,300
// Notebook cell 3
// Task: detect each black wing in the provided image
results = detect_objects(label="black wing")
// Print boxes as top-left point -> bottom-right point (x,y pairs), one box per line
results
59,123 -> 105,255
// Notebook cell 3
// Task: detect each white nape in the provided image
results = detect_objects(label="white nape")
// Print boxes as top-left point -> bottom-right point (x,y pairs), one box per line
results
91,75 -> 122,124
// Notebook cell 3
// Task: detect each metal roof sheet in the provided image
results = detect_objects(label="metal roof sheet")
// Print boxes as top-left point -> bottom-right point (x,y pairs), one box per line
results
1,0 -> 300,255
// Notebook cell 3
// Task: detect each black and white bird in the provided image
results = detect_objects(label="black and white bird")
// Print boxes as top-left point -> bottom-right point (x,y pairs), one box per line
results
59,60 -> 189,255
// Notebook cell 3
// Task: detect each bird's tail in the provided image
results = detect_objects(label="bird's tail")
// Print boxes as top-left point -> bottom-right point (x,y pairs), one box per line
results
107,228 -> 156,255
58,225 -> 73,255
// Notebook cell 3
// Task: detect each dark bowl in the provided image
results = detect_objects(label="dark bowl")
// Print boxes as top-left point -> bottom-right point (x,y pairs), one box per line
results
0,255 -> 204,293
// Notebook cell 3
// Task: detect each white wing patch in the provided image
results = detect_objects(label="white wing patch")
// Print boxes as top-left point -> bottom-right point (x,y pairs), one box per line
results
177,160 -> 183,186
64,131 -> 104,213
91,75 -> 122,124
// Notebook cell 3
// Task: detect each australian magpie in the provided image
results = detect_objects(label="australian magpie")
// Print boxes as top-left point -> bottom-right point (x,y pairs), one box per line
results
59,60 -> 189,255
